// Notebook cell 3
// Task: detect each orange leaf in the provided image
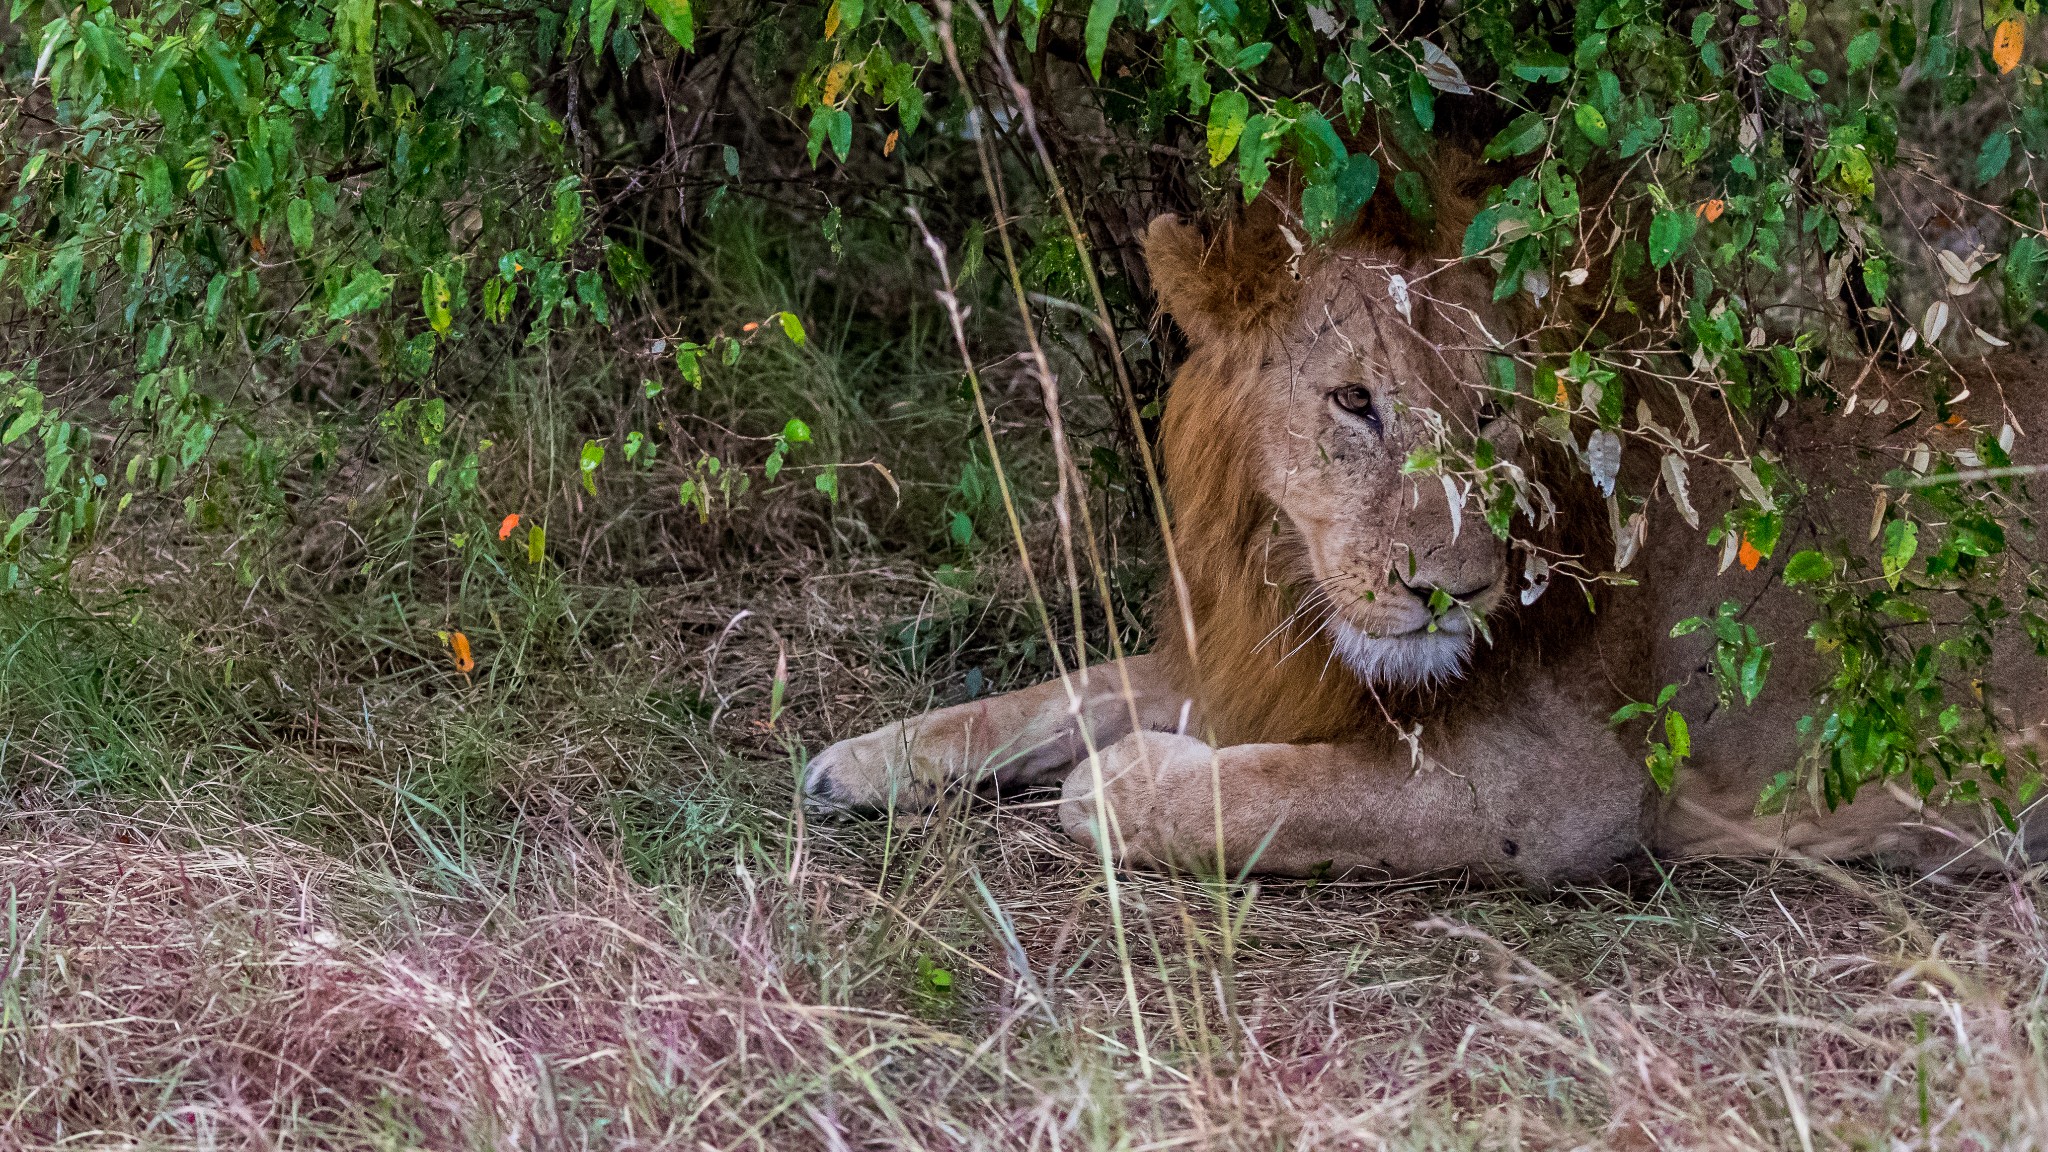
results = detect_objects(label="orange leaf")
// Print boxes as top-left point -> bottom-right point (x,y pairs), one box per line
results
742,321 -> 760,332
249,233 -> 267,254
1696,198 -> 1725,223
1554,380 -> 1571,407
1995,18 -> 2025,74
884,129 -> 899,157
821,62 -> 851,107
498,512 -> 521,540
824,0 -> 841,38
1738,536 -> 1762,572
450,631 -> 475,674
1945,412 -> 1967,428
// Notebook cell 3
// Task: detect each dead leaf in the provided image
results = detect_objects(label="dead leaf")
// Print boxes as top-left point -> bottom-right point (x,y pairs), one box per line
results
1996,18 -> 2025,74
1417,41 -> 1471,94
1738,536 -> 1762,572
1661,452 -> 1700,528
1923,300 -> 1951,344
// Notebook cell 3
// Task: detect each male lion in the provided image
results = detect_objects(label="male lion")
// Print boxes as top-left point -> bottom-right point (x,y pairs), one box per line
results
806,196 -> 2048,886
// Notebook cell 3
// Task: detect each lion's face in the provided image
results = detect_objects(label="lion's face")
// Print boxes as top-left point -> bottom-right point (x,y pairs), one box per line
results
1147,215 -> 1519,689
1253,258 -> 1516,688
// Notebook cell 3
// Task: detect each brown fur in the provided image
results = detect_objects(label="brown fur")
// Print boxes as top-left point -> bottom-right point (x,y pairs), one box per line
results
806,174 -> 2048,886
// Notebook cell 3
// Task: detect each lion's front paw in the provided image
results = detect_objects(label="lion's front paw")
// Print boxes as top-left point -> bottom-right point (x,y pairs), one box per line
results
1058,730 -> 1214,869
804,720 -> 963,814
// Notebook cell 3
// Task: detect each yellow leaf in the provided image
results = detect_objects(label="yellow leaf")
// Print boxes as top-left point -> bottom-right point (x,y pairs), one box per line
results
821,62 -> 851,107
1995,18 -> 2024,74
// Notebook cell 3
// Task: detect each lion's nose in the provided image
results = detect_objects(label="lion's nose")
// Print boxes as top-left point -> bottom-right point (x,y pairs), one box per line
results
1399,578 -> 1492,604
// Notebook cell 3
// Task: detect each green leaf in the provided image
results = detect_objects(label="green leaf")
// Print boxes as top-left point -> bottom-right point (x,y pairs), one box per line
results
646,0 -> 695,49
139,155 -> 173,215
1664,709 -> 1691,759
328,268 -> 393,320
527,523 -> 546,565
1846,28 -> 1881,72
575,270 -> 611,325
778,311 -> 807,345
1647,209 -> 1696,268
2005,235 -> 2046,306
815,467 -> 839,501
782,417 -> 813,444
1738,646 -> 1769,706
1084,0 -> 1116,80
828,108 -> 852,162
1234,42 -> 1273,70
286,198 -> 314,251
423,269 -> 452,335
3,508 -> 37,548
1610,701 -> 1657,724
3,409 -> 39,446
1302,153 -> 1378,238
1512,51 -> 1568,82
1861,257 -> 1890,305
807,107 -> 834,166
1646,746 -> 1677,793
579,440 -> 605,494
1408,71 -> 1436,132
589,0 -> 618,58
1766,60 -> 1816,100
1976,129 -> 2013,186
332,0 -> 376,82
1484,111 -> 1547,159
1573,103 -> 1609,147
1781,549 -> 1833,584
1881,518 -> 1918,587
1207,90 -> 1248,167
1237,114 -> 1278,202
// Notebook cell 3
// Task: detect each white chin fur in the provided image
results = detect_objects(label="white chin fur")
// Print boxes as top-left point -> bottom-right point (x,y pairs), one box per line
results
1330,620 -> 1474,688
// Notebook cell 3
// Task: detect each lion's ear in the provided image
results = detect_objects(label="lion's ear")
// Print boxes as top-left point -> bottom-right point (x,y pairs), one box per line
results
1143,211 -> 1296,348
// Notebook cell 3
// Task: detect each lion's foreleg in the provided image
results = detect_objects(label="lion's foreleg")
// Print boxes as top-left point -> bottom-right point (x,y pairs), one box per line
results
805,654 -> 1193,812
1060,728 -> 1648,884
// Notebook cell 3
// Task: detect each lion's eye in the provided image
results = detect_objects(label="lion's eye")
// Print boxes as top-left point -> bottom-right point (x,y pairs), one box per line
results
1331,384 -> 1382,435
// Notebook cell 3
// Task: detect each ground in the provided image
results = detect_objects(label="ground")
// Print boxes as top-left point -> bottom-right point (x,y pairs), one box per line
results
2,212 -> 2045,1150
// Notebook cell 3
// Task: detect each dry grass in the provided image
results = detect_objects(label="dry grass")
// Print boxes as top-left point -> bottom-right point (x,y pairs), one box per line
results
3,208 -> 2046,1151
5,539 -> 2048,1150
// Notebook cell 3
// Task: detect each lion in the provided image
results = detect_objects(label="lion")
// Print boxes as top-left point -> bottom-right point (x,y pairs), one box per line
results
804,191 -> 2048,886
